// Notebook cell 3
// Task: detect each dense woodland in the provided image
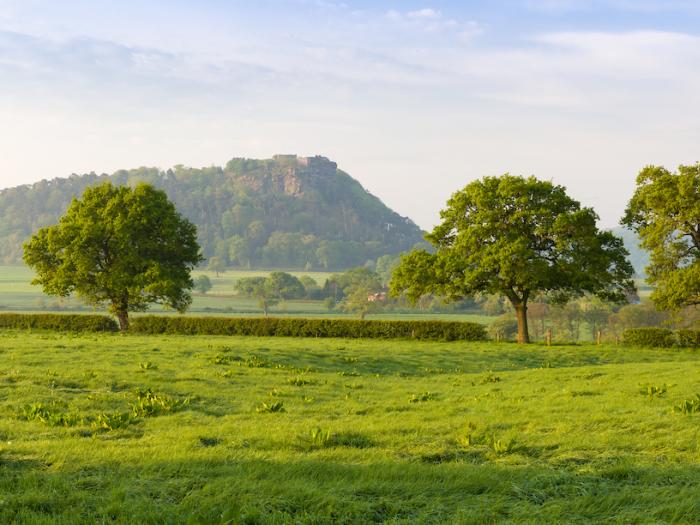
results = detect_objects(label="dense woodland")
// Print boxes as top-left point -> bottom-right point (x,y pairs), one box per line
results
0,155 -> 426,269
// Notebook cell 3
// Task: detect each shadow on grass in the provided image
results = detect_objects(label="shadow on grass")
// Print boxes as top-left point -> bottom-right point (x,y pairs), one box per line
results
1,454 -> 700,523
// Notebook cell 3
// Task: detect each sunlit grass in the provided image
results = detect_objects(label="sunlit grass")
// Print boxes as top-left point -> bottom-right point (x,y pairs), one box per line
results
0,331 -> 699,522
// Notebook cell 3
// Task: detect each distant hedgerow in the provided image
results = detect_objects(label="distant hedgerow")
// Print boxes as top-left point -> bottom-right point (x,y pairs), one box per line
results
0,313 -> 117,332
130,316 -> 486,341
622,328 -> 676,348
678,330 -> 700,348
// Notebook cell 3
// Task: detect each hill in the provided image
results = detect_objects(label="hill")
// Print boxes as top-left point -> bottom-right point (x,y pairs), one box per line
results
0,155 -> 425,269
610,226 -> 649,277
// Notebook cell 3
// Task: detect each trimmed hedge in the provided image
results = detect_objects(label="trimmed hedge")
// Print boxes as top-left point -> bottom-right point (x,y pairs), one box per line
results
130,316 -> 487,341
622,327 -> 677,348
0,313 -> 118,332
678,330 -> 700,348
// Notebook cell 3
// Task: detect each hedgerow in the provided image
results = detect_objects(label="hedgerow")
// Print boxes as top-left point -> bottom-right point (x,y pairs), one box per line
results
622,327 -> 677,348
130,316 -> 486,341
0,313 -> 118,332
678,330 -> 700,348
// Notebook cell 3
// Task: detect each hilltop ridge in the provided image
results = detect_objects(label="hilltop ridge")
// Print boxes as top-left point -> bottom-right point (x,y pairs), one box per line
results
0,155 -> 425,270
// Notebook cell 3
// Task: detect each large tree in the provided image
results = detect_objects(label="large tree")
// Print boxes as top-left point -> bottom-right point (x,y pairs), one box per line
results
23,182 -> 202,331
622,164 -> 700,310
390,175 -> 635,343
234,272 -> 305,317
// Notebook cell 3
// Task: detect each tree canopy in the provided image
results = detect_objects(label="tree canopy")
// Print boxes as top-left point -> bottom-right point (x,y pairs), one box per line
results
390,175 -> 635,343
23,182 -> 202,330
234,272 -> 306,317
622,164 -> 700,310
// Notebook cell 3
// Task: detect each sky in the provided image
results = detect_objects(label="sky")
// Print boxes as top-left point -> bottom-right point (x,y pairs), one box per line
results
1,0 -> 699,230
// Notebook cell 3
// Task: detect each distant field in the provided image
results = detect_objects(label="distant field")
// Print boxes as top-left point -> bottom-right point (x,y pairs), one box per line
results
0,265 -> 491,324
1,332 -> 699,522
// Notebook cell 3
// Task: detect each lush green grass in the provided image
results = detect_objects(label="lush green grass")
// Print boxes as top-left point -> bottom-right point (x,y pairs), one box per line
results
0,265 -> 490,323
1,331 -> 700,523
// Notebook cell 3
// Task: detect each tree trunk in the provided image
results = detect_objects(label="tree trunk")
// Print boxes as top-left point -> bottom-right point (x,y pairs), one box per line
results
116,310 -> 130,332
514,302 -> 530,344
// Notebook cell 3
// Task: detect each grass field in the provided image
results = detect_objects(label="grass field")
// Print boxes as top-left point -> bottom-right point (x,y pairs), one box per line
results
1,331 -> 700,523
0,265 -> 491,324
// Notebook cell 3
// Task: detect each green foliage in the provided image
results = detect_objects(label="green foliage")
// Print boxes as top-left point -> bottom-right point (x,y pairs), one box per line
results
193,275 -> 213,294
623,328 -> 676,348
307,426 -> 332,448
674,395 -> 700,415
622,164 -> 700,310
0,156 -> 424,268
0,313 -> 117,332
234,272 -> 305,316
479,371 -> 502,384
22,182 -> 202,331
20,403 -> 81,427
488,316 -> 518,341
93,411 -> 132,431
288,377 -> 313,386
639,383 -> 671,400
256,401 -> 285,413
130,315 -> 487,341
130,388 -> 191,418
391,174 -> 635,343
408,392 -> 437,403
678,329 -> 700,348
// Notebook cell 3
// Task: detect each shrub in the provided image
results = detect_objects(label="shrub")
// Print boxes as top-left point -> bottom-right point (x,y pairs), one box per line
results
487,317 -> 518,342
622,327 -> 676,348
130,316 -> 486,341
678,330 -> 700,348
0,313 -> 117,332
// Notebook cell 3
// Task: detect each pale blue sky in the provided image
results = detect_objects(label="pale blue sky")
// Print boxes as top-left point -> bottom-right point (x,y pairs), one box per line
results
1,0 -> 699,228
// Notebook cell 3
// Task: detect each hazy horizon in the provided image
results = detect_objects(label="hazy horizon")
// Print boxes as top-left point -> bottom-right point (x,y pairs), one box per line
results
1,0 -> 699,230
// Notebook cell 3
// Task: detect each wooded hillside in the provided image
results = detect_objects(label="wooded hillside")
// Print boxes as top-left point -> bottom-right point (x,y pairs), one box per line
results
0,155 -> 426,269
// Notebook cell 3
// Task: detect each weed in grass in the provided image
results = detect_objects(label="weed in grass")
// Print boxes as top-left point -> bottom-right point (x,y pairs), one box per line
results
20,403 -> 82,427
639,383 -> 672,400
344,383 -> 363,390
198,437 -> 222,447
130,388 -> 190,418
256,401 -> 285,413
490,436 -> 517,455
674,395 -> 700,414
339,370 -> 360,377
540,361 -> 554,369
244,355 -> 270,368
301,395 -> 315,403
479,371 -> 501,384
308,427 -> 332,448
139,361 -> 158,370
92,412 -> 132,432
303,427 -> 374,450
288,377 -> 313,387
211,354 -> 234,365
409,392 -> 438,403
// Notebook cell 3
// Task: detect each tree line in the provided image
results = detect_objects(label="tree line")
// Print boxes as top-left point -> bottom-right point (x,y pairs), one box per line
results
21,163 -> 700,339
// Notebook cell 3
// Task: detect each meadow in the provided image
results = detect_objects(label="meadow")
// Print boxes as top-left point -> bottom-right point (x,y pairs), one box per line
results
1,331 -> 700,523
0,265 -> 491,324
